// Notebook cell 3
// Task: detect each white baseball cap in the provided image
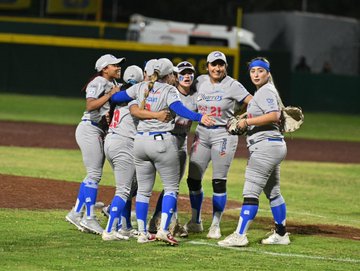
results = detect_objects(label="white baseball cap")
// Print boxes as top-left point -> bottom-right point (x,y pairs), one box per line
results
153,58 -> 175,77
207,51 -> 227,64
144,59 -> 157,76
123,65 -> 144,84
173,61 -> 195,73
95,54 -> 126,72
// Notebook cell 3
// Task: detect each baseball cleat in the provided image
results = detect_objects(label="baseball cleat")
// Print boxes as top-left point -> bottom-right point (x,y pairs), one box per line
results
207,225 -> 221,239
184,220 -> 203,233
102,230 -> 130,241
101,205 -> 110,218
261,231 -> 290,245
137,232 -> 157,244
218,232 -> 249,247
118,227 -> 140,239
80,216 -> 104,235
156,229 -> 179,246
65,208 -> 89,233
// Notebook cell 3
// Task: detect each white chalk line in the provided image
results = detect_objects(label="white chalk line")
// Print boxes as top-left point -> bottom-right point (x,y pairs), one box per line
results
226,207 -> 360,224
187,240 -> 360,264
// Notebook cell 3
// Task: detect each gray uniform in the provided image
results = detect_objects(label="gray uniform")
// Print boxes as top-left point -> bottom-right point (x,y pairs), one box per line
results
244,82 -> 287,199
104,99 -> 138,201
126,81 -> 182,197
75,76 -> 115,183
188,75 -> 250,181
172,89 -> 198,180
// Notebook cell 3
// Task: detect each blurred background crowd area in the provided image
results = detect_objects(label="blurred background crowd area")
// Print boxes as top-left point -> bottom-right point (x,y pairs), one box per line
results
0,0 -> 359,113
2,0 -> 359,24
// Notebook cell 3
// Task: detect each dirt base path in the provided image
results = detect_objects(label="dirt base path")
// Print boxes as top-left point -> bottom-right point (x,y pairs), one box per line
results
1,121 -> 360,163
1,121 -> 359,241
1,174 -> 359,241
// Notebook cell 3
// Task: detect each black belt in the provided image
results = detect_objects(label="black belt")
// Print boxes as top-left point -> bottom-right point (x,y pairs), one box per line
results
247,124 -> 279,136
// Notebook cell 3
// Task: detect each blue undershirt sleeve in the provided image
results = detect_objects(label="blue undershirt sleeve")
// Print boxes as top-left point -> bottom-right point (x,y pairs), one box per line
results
110,91 -> 133,104
169,101 -> 202,122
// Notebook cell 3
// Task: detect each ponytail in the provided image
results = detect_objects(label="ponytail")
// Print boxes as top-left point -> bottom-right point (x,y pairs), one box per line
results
140,71 -> 159,109
81,72 -> 101,92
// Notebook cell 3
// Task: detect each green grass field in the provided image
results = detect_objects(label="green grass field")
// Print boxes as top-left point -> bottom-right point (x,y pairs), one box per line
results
1,93 -> 359,141
0,93 -> 359,270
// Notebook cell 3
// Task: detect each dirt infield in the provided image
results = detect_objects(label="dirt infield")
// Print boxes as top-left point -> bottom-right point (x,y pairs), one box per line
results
1,120 -> 359,241
1,120 -> 359,163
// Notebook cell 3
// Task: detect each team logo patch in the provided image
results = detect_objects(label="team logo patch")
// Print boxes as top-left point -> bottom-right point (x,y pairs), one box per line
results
87,85 -> 96,96
266,98 -> 275,105
220,138 -> 227,157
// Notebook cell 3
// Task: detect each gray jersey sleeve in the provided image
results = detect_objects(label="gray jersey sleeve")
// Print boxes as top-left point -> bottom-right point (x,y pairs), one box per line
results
254,83 -> 280,113
82,76 -> 115,122
125,82 -> 142,100
196,75 -> 250,126
172,89 -> 198,135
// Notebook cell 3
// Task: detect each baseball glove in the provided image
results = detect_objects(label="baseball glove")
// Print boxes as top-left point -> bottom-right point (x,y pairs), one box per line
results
226,112 -> 248,135
280,106 -> 304,133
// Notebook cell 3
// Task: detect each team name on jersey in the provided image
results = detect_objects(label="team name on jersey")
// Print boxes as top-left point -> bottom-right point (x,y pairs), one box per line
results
197,94 -> 223,102
147,96 -> 158,102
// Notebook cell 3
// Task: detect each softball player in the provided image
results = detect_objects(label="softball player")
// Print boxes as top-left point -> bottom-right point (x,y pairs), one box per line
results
101,60 -> 162,230
111,58 -> 214,245
65,54 -> 124,235
148,61 -> 198,237
184,51 -> 252,239
218,57 -> 290,247
102,65 -> 170,241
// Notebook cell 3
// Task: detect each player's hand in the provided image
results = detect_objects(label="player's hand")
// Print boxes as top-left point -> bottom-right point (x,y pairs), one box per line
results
108,86 -> 120,97
238,118 -> 248,129
200,114 -> 215,127
157,109 -> 172,123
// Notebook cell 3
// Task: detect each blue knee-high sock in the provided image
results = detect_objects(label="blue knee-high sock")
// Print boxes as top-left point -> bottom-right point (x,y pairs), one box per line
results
271,203 -> 287,224
270,196 -> 287,225
236,205 -> 259,235
121,199 -> 132,229
160,192 -> 177,231
211,192 -> 227,226
153,190 -> 164,217
74,182 -> 86,213
189,189 -> 203,223
106,195 -> 126,233
83,178 -> 98,217
136,195 -> 150,233
213,193 -> 227,214
270,196 -> 287,235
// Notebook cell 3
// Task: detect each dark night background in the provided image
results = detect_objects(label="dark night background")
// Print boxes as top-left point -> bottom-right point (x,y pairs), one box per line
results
104,0 -> 360,24
2,0 -> 359,24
